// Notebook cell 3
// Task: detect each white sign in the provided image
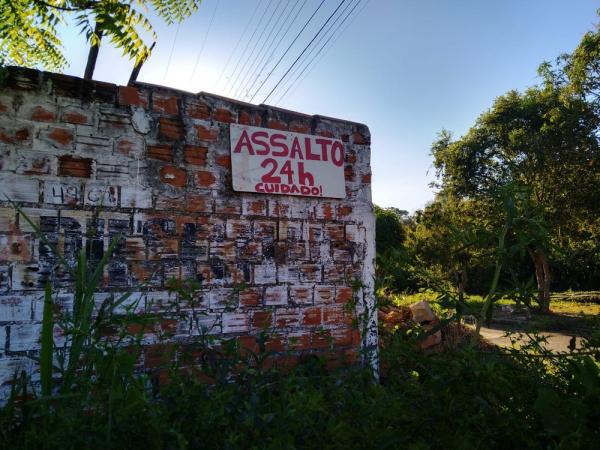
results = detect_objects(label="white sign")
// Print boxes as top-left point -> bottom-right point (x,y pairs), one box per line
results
230,124 -> 346,198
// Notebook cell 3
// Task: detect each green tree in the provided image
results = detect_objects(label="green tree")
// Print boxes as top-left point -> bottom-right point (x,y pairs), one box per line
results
375,206 -> 413,291
0,0 -> 201,71
431,81 -> 600,311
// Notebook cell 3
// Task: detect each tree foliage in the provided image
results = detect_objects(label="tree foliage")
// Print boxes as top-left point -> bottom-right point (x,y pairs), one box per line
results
0,0 -> 202,71
377,13 -> 600,307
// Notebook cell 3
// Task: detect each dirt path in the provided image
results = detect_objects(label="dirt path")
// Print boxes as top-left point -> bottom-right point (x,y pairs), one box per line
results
480,326 -> 584,352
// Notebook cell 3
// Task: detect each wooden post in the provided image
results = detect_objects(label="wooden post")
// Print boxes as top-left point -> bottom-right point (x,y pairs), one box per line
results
129,42 -> 156,85
84,24 -> 103,80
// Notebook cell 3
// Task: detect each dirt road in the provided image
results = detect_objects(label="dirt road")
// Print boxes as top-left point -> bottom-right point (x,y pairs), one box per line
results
480,326 -> 584,352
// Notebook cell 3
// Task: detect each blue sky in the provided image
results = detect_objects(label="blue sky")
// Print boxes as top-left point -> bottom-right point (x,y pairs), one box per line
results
57,0 -> 600,212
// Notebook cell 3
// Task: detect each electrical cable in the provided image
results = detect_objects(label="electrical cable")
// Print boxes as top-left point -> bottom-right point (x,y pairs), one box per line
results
261,0 -> 348,104
236,0 -> 297,100
233,0 -> 292,99
228,0 -> 283,97
248,0 -> 327,103
213,0 -> 265,91
276,0 -> 364,105
243,0 -> 309,101
190,0 -> 221,83
274,0 -> 357,102
222,0 -> 273,95
163,22 -> 181,83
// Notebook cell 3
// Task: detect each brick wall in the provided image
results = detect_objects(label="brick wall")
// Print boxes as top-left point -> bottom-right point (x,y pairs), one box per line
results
0,67 -> 377,390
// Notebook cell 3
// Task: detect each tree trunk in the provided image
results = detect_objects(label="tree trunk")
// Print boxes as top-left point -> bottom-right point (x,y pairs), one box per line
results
529,247 -> 551,312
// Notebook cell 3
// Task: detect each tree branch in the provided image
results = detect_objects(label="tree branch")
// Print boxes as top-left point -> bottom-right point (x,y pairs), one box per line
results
33,0 -> 98,12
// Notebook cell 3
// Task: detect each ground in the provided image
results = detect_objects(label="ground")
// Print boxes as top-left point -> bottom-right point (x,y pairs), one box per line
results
392,290 -> 599,352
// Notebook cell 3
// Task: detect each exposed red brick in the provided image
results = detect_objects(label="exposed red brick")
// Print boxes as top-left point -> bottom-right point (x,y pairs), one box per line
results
352,329 -> 361,345
118,86 -> 148,108
302,307 -> 322,326
248,200 -> 267,215
195,124 -> 219,141
311,330 -> 332,350
289,121 -> 310,134
30,106 -> 55,122
337,205 -> 352,218
186,99 -> 210,119
160,165 -> 187,188
116,138 -> 135,156
63,111 -> 89,125
290,286 -> 312,304
240,288 -> 261,307
186,194 -> 212,213
300,263 -> 321,282
265,335 -> 285,353
215,155 -> 231,169
319,203 -> 334,220
158,117 -> 184,140
239,111 -> 262,126
48,127 -> 73,146
58,155 -> 92,178
213,108 -> 234,123
160,318 -> 178,335
152,93 -> 178,115
323,305 -> 352,326
239,111 -> 251,125
195,170 -> 217,188
336,287 -> 353,304
353,131 -> 367,145
0,127 -> 29,144
341,134 -> 350,142
276,310 -> 300,328
252,311 -> 273,329
362,173 -> 371,184
238,241 -> 260,261
317,130 -> 334,138
147,144 -> 173,162
288,332 -> 311,351
331,328 -> 353,347
314,286 -> 335,304
346,152 -> 357,164
271,201 -> 290,218
15,128 -> 29,141
267,118 -> 287,131
237,335 -> 259,356
344,165 -> 355,181
183,145 -> 208,166
124,238 -> 146,260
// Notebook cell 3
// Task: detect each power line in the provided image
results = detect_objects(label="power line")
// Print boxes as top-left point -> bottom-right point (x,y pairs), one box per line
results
277,0 -> 371,106
248,0 -> 327,103
213,0 -> 266,91
274,0 -> 357,101
236,0 -> 297,100
163,22 -> 181,83
242,0 -> 309,101
190,0 -> 221,83
227,0 -> 282,97
276,0 -> 362,104
262,0 -> 348,104
222,0 -> 273,95
233,0 -> 292,99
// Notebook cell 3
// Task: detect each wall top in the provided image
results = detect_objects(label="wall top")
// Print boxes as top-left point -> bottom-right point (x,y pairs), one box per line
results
1,66 -> 370,137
